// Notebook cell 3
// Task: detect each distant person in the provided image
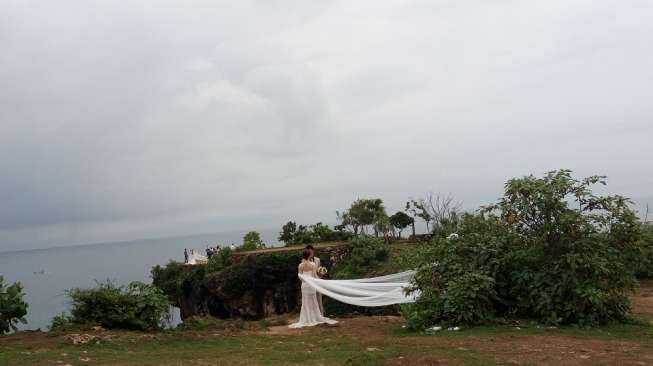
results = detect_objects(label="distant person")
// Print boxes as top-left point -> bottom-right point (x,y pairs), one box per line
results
230,243 -> 236,251
184,248 -> 189,263
206,247 -> 212,259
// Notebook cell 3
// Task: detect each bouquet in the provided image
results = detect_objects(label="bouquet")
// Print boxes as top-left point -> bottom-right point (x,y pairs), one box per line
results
317,266 -> 328,276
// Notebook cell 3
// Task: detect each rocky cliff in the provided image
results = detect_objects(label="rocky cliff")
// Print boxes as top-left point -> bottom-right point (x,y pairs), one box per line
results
173,244 -> 352,320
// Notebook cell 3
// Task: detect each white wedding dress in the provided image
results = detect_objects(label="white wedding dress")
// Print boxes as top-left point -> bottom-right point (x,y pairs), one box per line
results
288,261 -> 338,328
187,251 -> 208,265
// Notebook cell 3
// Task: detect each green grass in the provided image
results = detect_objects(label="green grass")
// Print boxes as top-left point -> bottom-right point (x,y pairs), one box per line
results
0,327 -> 498,366
389,318 -> 653,342
2,317 -> 653,366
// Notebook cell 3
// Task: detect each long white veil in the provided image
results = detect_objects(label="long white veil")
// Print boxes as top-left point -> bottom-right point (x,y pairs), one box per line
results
188,251 -> 208,265
298,271 -> 419,307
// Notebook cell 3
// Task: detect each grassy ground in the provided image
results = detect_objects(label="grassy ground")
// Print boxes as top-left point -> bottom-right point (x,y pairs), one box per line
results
1,315 -> 652,366
2,282 -> 653,366
2,284 -> 652,366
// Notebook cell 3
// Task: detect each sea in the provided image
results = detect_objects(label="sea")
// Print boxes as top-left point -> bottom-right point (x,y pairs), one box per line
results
0,229 -> 278,331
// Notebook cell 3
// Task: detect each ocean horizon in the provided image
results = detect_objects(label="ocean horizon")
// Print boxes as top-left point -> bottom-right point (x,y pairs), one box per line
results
0,228 -> 279,331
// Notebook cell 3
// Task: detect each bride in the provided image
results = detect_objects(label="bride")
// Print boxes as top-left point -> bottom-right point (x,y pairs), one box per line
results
288,249 -> 338,328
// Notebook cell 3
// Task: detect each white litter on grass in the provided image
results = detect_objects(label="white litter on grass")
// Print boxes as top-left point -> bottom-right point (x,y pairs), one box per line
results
424,325 -> 442,334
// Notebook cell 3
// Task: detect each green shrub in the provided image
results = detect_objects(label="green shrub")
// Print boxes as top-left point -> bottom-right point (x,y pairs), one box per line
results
325,235 -> 397,316
0,276 -> 28,333
151,261 -> 207,306
213,252 -> 304,301
206,248 -> 233,273
631,224 -> 653,278
332,235 -> 389,279
60,281 -> 170,330
403,170 -> 639,328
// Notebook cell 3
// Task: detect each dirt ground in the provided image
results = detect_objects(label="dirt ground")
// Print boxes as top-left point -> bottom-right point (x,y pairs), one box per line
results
633,280 -> 653,320
263,281 -> 653,365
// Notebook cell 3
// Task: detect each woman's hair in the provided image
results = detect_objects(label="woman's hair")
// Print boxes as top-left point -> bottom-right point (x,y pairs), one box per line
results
305,244 -> 315,250
302,249 -> 311,260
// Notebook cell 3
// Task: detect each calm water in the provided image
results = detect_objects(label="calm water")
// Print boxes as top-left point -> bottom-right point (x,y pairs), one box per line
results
0,229 -> 278,331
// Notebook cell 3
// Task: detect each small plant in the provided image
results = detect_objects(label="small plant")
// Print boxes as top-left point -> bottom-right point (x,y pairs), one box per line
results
0,276 -> 28,333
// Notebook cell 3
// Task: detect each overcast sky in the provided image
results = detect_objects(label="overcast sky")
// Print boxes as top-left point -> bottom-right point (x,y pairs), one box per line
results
1,0 -> 652,252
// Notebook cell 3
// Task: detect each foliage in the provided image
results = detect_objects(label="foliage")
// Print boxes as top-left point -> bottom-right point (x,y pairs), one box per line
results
278,221 -> 297,244
413,193 -> 462,233
213,252 -> 305,301
373,213 -> 393,240
311,222 -> 334,242
60,281 -> 170,330
292,224 -> 315,244
631,223 -> 653,278
325,236 -> 397,317
278,221 -> 352,245
403,170 -> 639,329
151,261 -> 207,306
49,313 -> 78,331
332,235 -> 389,279
389,211 -> 414,239
206,247 -> 233,273
337,198 -> 387,235
0,276 -> 28,334
405,199 -> 432,232
175,316 -> 246,331
241,231 -> 266,251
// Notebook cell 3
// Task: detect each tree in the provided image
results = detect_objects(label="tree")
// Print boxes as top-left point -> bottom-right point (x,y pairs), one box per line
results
310,222 -> 334,242
0,276 -> 28,334
241,231 -> 265,251
336,210 -> 359,235
406,199 -> 431,233
389,211 -> 414,239
339,198 -> 387,235
423,192 -> 462,232
293,225 -> 315,244
278,221 -> 297,245
373,213 -> 393,241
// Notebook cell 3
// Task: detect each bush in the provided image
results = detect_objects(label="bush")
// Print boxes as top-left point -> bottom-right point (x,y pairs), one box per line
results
403,170 -> 639,328
324,235 -> 397,316
0,276 -> 28,333
206,248 -> 233,273
212,252 -> 305,301
151,261 -> 207,306
59,281 -> 170,330
631,224 -> 653,278
332,235 -> 389,279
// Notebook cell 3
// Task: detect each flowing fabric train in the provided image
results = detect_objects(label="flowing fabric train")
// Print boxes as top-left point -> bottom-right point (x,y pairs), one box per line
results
297,270 -> 419,307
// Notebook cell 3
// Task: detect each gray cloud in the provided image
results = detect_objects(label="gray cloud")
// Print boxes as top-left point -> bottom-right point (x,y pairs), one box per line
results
1,0 -> 652,251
